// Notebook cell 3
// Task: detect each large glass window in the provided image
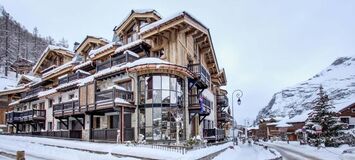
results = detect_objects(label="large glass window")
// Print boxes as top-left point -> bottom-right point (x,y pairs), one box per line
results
138,74 -> 185,141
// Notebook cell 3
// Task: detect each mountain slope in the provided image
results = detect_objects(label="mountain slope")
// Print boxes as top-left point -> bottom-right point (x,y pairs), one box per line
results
256,56 -> 355,122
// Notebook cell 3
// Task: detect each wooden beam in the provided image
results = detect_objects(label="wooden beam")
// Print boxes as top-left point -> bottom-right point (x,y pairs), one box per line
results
200,47 -> 211,55
180,26 -> 193,33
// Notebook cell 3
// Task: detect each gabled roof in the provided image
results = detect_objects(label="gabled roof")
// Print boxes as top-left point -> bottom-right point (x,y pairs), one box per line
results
75,36 -> 109,55
139,11 -> 221,82
17,74 -> 41,85
32,45 -> 75,74
113,9 -> 161,35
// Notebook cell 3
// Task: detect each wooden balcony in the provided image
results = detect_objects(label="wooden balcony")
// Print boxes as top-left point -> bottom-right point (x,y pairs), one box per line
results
58,71 -> 90,85
96,52 -> 139,72
21,86 -> 44,99
188,63 -> 210,89
217,111 -> 232,122
188,94 -> 211,115
6,111 -> 21,124
8,109 -> 46,123
53,100 -> 80,118
217,95 -> 229,108
203,128 -> 225,141
91,87 -> 134,111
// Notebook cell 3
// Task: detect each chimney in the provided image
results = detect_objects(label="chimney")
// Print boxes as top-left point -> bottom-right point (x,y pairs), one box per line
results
73,42 -> 80,51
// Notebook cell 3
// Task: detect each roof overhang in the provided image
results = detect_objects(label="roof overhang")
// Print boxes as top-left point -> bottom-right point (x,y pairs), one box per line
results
114,10 -> 161,35
139,12 -> 221,85
32,46 -> 74,75
76,36 -> 109,56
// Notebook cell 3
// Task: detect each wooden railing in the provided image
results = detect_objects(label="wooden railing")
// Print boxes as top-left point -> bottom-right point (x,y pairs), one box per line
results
21,87 -> 44,98
16,130 -> 82,139
6,109 -> 46,123
96,52 -> 139,72
217,111 -> 232,122
217,95 -> 228,107
5,111 -> 21,123
58,72 -> 90,85
95,88 -> 134,104
203,128 -> 225,141
92,129 -> 118,141
188,63 -> 210,86
53,100 -> 80,117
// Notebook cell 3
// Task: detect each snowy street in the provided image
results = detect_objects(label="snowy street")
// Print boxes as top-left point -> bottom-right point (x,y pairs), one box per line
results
213,143 -> 280,160
261,141 -> 352,160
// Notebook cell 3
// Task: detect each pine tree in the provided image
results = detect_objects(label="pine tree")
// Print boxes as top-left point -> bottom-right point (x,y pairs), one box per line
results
305,85 -> 345,147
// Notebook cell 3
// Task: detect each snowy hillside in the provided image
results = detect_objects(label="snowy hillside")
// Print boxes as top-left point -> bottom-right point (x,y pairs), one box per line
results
256,56 -> 355,122
0,70 -> 19,90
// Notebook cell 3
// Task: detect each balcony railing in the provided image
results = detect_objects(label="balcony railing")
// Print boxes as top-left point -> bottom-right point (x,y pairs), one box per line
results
95,88 -> 134,104
188,94 -> 211,114
6,111 -> 21,123
217,111 -> 232,122
96,52 -> 139,72
58,71 -> 90,85
21,86 -> 44,98
188,63 -> 210,87
203,128 -> 225,141
53,100 -> 80,117
7,109 -> 46,123
217,95 -> 229,107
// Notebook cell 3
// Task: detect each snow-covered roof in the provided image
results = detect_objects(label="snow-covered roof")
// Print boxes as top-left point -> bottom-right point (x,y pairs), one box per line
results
38,88 -> 56,97
124,50 -> 139,58
76,69 -> 91,75
114,97 -> 131,105
276,123 -> 293,128
140,11 -> 208,34
114,39 -> 144,54
247,126 -> 259,130
113,9 -> 161,32
89,42 -> 122,58
140,12 -> 185,34
9,99 -> 21,106
21,75 -> 41,82
73,60 -> 92,70
104,85 -> 127,91
42,62 -> 74,79
78,57 -> 170,86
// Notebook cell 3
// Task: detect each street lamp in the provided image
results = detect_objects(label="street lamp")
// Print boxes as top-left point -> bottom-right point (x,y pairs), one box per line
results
232,89 -> 243,145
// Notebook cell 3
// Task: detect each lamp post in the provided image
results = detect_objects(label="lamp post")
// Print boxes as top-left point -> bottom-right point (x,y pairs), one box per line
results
232,89 -> 243,145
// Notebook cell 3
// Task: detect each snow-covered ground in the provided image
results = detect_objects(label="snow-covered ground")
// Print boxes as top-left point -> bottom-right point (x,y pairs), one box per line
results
262,141 -> 354,160
0,135 -> 231,160
213,143 -> 280,160
0,70 -> 19,90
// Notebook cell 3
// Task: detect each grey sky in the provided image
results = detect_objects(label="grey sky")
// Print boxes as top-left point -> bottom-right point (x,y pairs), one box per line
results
1,0 -> 355,124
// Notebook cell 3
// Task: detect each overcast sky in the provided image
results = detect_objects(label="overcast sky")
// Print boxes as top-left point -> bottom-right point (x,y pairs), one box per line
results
1,0 -> 354,124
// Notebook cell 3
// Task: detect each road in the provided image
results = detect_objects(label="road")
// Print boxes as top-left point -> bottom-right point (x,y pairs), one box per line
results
263,143 -> 323,160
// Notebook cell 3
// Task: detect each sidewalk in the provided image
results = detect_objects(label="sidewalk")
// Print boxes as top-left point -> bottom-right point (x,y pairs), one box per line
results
0,135 -> 231,160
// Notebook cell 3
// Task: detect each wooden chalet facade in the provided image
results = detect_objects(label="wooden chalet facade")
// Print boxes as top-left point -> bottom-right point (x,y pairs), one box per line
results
339,103 -> 355,129
2,10 -> 230,143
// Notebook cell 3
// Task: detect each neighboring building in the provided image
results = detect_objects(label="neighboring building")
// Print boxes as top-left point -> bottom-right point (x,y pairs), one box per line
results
2,10 -> 229,143
10,58 -> 34,76
339,103 -> 355,129
255,117 -> 280,139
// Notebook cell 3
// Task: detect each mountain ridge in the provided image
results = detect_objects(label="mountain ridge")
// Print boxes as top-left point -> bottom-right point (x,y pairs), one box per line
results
256,56 -> 355,123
